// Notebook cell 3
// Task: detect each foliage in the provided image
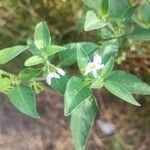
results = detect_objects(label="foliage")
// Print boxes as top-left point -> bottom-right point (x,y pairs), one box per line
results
0,0 -> 150,150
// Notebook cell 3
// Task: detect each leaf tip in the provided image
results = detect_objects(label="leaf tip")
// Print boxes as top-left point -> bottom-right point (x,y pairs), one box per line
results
136,102 -> 141,107
64,110 -> 70,117
32,113 -> 40,119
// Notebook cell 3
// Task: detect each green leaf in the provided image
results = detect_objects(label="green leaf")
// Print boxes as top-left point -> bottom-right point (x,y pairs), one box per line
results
0,78 -> 12,93
100,0 -> 109,17
139,2 -> 150,24
108,0 -> 130,21
51,76 -> 69,95
34,22 -> 51,50
27,38 -> 43,55
127,29 -> 150,41
59,42 -> 99,67
8,86 -> 40,118
19,68 -> 41,82
91,77 -> 104,89
91,57 -> 114,89
77,45 -> 91,73
59,43 -> 77,67
64,76 -> 92,116
0,46 -> 28,65
100,27 -> 115,39
24,55 -> 44,66
71,96 -> 98,150
132,14 -> 149,29
104,80 -> 140,106
107,70 -> 150,95
45,45 -> 66,56
81,0 -> 102,12
84,10 -> 107,31
100,57 -> 114,78
97,39 -> 119,63
122,6 -> 135,20
77,42 -> 100,73
77,40 -> 118,74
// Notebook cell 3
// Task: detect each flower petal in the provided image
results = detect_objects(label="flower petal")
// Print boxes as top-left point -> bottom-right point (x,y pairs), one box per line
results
84,62 -> 93,75
96,64 -> 105,70
94,53 -> 102,64
46,72 -> 60,85
46,75 -> 52,85
92,69 -> 98,78
84,68 -> 91,75
47,72 -> 54,78
53,72 -> 60,79
57,68 -> 65,76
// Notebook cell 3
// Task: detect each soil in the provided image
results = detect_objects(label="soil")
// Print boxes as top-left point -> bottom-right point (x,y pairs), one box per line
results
0,88 -> 150,150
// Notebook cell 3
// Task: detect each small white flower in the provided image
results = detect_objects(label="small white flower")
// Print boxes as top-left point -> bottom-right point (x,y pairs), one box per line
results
46,68 -> 65,85
94,53 -> 103,64
57,68 -> 65,76
46,72 -> 60,85
84,53 -> 104,78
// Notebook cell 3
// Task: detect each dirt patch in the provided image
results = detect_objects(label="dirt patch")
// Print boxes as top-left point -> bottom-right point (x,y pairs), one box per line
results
0,89 -> 150,150
0,89 -> 72,150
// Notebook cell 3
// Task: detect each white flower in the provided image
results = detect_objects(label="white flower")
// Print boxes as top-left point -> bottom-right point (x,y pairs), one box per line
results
84,53 -> 104,78
57,68 -> 65,76
46,68 -> 65,85
46,72 -> 60,85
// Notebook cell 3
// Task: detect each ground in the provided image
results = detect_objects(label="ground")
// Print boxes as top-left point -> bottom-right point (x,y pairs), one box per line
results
0,88 -> 150,150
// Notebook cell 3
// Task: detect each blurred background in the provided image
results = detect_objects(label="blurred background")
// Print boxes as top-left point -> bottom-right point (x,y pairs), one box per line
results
0,0 -> 150,149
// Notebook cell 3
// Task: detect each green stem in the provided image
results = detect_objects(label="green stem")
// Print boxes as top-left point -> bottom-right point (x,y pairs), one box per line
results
0,69 -> 16,77
34,77 -> 45,82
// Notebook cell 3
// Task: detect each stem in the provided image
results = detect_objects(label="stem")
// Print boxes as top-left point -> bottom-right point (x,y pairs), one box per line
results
0,69 -> 16,77
34,77 -> 45,82
46,60 -> 58,73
